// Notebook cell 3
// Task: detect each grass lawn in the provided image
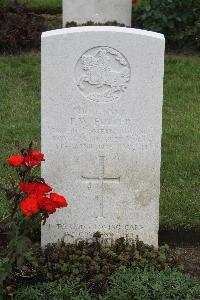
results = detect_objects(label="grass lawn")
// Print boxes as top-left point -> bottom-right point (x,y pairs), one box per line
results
0,53 -> 199,231
0,0 -> 62,10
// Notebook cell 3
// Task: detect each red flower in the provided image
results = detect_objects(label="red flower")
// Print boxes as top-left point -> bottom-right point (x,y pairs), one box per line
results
19,182 -> 52,196
19,195 -> 41,217
132,0 -> 137,4
50,193 -> 68,208
7,150 -> 44,168
40,197 -> 57,213
19,183 -> 68,217
24,150 -> 45,167
7,155 -> 24,167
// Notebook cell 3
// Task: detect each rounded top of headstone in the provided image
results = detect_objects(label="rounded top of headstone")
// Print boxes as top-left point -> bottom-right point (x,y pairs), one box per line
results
42,26 -> 165,41
63,0 -> 132,27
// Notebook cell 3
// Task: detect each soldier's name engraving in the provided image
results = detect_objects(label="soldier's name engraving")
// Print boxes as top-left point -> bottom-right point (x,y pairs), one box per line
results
70,116 -> 131,127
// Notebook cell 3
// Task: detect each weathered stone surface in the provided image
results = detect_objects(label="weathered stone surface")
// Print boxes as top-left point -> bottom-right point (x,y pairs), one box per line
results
41,27 -> 165,247
63,0 -> 132,27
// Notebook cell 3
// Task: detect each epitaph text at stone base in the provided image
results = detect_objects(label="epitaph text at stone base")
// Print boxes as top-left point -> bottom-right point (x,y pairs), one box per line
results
41,27 -> 165,247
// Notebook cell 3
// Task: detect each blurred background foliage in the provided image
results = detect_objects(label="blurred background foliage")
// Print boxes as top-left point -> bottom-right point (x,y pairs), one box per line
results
133,0 -> 200,50
0,0 -> 199,52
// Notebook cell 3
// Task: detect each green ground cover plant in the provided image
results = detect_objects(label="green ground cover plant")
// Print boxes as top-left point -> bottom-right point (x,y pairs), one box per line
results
34,238 -> 180,293
102,267 -> 200,300
1,237 -> 182,297
0,53 -> 199,231
14,267 -> 200,300
15,281 -> 91,300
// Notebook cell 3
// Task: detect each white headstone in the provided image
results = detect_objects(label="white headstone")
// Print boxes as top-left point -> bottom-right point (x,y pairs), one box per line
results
63,0 -> 132,27
41,27 -> 165,247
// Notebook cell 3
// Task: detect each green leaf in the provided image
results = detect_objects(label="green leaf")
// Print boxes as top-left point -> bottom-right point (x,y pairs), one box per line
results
0,259 -> 12,284
24,252 -> 38,268
16,256 -> 24,268
16,238 -> 30,254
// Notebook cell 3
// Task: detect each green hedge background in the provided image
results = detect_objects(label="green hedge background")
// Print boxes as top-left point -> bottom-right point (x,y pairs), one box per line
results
0,0 -> 199,50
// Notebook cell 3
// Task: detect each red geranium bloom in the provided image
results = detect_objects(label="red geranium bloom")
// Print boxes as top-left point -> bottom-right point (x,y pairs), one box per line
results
7,155 -> 24,167
50,193 -> 68,208
19,182 -> 52,196
19,195 -> 41,217
40,197 -> 57,213
24,150 -> 45,167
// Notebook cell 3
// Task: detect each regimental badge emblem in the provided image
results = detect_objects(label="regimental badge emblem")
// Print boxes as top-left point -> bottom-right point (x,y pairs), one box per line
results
75,46 -> 131,102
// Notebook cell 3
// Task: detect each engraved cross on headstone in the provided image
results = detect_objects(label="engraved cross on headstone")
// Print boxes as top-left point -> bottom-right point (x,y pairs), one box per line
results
82,156 -> 120,218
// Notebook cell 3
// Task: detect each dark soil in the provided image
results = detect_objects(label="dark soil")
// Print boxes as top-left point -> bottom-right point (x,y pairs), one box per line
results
159,230 -> 200,246
159,230 -> 200,277
178,246 -> 200,277
41,13 -> 62,31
